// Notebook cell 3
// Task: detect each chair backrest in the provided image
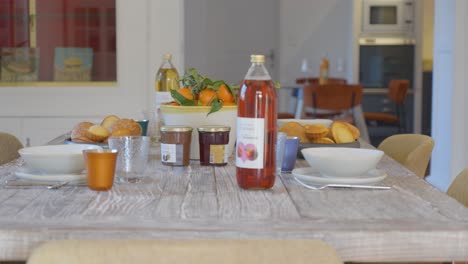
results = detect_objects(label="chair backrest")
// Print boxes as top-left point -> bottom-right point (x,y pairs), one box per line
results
296,77 -> 347,85
303,83 -> 363,113
0,132 -> 23,165
447,168 -> 468,207
388,79 -> 409,105
378,134 -> 434,178
27,239 -> 343,264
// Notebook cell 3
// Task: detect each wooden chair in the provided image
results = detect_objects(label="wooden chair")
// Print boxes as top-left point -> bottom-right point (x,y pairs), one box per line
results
296,77 -> 347,85
447,168 -> 468,207
378,134 -> 434,178
277,78 -> 349,120
0,132 -> 23,165
301,83 -> 363,123
364,80 -> 410,132
27,239 -> 343,264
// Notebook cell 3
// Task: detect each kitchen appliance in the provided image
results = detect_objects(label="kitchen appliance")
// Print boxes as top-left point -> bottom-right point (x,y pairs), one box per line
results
359,37 -> 414,89
362,0 -> 414,36
359,37 -> 415,144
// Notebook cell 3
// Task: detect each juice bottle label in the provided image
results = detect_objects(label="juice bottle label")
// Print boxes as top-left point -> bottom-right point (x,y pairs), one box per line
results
236,117 -> 265,169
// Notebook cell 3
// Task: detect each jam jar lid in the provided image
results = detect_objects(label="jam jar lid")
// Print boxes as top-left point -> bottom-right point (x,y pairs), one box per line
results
160,125 -> 193,132
197,125 -> 231,132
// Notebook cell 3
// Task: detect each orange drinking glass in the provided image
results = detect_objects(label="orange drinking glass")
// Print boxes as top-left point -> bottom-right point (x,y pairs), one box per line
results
83,149 -> 118,191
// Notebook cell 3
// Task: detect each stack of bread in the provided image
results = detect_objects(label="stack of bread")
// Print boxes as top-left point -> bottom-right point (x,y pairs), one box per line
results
278,121 -> 359,144
71,115 -> 142,143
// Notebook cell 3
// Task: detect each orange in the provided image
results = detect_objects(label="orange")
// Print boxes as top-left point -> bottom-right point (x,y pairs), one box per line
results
217,84 -> 235,103
199,88 -> 217,106
177,87 -> 194,100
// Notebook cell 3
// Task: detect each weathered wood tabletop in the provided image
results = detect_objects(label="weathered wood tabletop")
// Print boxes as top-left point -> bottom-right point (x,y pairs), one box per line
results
0,137 -> 467,262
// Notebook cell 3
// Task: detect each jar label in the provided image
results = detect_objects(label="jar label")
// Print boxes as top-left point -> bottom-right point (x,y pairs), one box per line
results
210,144 -> 228,164
236,117 -> 265,169
161,143 -> 185,165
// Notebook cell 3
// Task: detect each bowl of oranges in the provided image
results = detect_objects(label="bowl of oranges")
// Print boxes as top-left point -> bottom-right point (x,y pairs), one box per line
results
160,68 -> 237,160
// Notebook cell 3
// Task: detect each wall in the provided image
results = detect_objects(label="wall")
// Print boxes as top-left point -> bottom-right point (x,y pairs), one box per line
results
422,0 -> 434,69
279,0 -> 355,87
427,0 -> 468,191
0,0 -> 184,146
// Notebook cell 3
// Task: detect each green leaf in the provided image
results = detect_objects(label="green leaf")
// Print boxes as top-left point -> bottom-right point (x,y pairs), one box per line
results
207,98 -> 223,116
170,89 -> 197,106
211,80 -> 225,90
200,77 -> 214,89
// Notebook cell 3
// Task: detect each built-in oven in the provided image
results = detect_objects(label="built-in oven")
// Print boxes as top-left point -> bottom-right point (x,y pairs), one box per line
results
359,37 -> 414,89
362,0 -> 414,37
359,37 -> 415,143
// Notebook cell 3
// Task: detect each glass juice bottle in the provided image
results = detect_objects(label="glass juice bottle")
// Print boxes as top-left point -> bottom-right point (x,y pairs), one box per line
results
155,54 -> 180,106
236,54 -> 278,189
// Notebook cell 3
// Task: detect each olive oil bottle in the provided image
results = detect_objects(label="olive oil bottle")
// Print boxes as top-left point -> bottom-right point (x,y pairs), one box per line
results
155,54 -> 180,106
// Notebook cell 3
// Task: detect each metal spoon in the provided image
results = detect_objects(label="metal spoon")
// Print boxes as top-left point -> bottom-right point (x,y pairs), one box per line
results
293,176 -> 391,190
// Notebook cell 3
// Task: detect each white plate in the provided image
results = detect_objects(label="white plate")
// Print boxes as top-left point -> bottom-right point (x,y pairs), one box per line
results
292,167 -> 386,185
14,167 -> 86,182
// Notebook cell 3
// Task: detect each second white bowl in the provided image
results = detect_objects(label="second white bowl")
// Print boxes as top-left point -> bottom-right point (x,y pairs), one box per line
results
301,147 -> 384,177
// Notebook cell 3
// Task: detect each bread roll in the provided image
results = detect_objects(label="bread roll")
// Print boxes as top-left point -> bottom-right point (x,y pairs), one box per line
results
85,125 -> 109,142
71,122 -> 94,143
330,121 -> 354,143
305,124 -> 329,140
344,122 -> 360,140
279,122 -> 308,143
101,115 -> 120,131
110,118 -> 142,136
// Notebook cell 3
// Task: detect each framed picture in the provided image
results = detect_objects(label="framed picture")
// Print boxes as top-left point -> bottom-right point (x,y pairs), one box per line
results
1,48 -> 39,81
54,47 -> 93,81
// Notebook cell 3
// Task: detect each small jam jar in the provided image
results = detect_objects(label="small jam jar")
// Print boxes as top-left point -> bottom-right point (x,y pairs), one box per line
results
160,126 -> 193,166
197,125 -> 230,166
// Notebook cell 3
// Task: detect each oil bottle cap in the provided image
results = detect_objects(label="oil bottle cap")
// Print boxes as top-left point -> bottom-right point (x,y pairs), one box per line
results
250,55 -> 265,63
164,54 -> 172,60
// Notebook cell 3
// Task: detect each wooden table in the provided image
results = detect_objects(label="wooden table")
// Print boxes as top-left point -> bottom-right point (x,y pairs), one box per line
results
0,137 -> 467,262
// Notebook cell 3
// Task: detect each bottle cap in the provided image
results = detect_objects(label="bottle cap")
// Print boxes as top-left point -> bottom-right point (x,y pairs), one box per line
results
164,54 -> 172,60
250,55 -> 265,63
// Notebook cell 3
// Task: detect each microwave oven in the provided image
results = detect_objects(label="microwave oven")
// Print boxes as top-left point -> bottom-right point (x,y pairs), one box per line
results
362,0 -> 414,36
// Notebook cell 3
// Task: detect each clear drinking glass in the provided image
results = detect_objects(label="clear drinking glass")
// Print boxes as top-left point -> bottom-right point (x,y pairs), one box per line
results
107,136 -> 150,183
276,132 -> 287,175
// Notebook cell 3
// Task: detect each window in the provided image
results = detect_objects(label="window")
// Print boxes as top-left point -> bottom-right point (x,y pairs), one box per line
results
0,0 -> 116,85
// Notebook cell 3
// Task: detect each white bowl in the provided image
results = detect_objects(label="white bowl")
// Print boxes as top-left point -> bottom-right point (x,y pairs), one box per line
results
160,104 -> 237,160
301,147 -> 384,177
19,144 -> 102,174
